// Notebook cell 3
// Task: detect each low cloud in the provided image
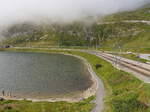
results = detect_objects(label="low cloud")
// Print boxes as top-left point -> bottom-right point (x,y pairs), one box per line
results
0,0 -> 149,25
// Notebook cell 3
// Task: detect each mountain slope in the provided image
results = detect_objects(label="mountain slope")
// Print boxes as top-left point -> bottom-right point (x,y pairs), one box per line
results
102,4 -> 150,22
1,6 -> 150,53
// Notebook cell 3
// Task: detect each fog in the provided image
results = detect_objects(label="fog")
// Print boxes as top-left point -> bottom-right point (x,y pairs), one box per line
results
0,0 -> 150,25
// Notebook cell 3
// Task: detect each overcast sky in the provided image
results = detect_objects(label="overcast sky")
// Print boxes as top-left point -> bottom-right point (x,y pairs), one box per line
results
0,0 -> 149,25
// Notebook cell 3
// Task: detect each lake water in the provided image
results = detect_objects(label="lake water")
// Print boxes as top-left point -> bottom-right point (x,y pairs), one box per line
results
0,52 -> 93,99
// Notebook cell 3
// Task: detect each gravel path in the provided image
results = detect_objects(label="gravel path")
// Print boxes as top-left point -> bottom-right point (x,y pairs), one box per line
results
91,70 -> 105,112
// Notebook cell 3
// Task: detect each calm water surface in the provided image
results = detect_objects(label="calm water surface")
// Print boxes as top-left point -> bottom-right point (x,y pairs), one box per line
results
0,52 -> 92,99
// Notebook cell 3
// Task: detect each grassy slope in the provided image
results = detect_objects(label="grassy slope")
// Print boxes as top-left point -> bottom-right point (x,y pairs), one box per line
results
2,22 -> 150,53
1,6 -> 150,53
0,48 -> 150,112
97,22 -> 150,53
0,97 -> 94,112
102,5 -> 150,22
1,6 -> 149,54
99,5 -> 150,53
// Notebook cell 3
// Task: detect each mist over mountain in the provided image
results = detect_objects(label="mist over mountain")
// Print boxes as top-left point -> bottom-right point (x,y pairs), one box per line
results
0,0 -> 150,26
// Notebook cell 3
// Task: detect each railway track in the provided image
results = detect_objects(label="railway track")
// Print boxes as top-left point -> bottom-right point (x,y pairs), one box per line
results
92,52 -> 150,77
105,53 -> 150,71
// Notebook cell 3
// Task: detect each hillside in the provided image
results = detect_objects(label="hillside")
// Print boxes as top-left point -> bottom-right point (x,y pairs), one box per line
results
1,6 -> 150,53
102,4 -> 150,22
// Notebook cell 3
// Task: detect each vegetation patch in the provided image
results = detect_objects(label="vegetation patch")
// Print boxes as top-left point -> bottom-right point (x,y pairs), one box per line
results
0,96 -> 95,112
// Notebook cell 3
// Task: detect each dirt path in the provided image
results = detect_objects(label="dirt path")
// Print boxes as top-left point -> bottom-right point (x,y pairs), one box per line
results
97,20 -> 150,25
91,74 -> 105,112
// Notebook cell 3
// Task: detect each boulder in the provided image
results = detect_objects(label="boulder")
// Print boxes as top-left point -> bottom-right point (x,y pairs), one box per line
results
0,97 -> 5,101
95,64 -> 102,69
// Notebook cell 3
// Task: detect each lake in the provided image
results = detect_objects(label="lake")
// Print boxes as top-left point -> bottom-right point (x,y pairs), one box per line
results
0,52 -> 93,99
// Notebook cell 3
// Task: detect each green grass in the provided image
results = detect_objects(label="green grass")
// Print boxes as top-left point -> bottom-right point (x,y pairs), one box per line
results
102,6 -> 150,22
0,97 -> 95,112
97,22 -> 150,53
0,48 -> 150,112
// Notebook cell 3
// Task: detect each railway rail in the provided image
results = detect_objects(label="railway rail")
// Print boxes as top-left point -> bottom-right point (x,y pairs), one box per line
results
90,51 -> 150,78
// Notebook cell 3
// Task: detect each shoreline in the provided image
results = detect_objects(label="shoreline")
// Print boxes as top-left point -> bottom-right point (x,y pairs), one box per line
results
0,51 -> 99,103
